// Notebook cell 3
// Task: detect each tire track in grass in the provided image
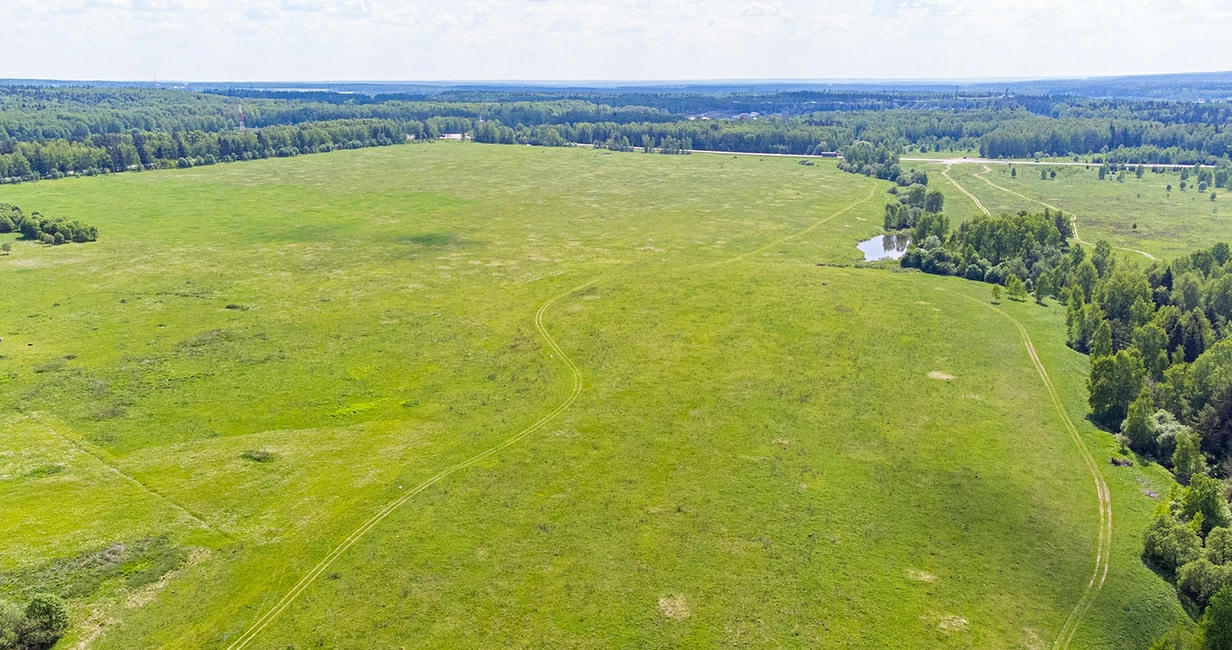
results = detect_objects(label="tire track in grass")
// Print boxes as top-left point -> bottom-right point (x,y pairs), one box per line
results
970,165 -> 1157,261
942,164 -> 991,217
224,279 -> 596,650
226,179 -> 885,648
946,287 -> 1112,650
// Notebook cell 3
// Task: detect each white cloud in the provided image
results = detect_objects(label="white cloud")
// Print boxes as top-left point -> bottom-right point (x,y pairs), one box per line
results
0,0 -> 1229,81
281,0 -> 371,17
739,2 -> 790,17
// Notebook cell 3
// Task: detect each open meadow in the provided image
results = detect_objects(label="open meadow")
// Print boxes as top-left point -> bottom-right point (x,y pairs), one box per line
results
919,161 -> 1231,261
0,143 -> 1192,648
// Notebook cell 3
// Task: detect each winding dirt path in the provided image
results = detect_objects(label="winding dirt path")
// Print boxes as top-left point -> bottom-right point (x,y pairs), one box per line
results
225,279 -> 597,650
942,164 -> 991,217
224,174 -> 1107,650
968,165 -> 1157,261
938,164 -> 1117,648
225,179 -> 885,648
948,289 -> 1112,650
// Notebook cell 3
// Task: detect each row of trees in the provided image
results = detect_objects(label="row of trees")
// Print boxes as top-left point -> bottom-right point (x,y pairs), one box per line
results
464,109 -> 1232,166
471,117 -> 853,155
8,87 -> 1232,185
0,204 -> 97,245
980,117 -> 1232,164
0,119 -> 416,181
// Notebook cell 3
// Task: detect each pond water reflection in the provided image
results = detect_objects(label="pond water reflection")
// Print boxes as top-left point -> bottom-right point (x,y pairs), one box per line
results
857,233 -> 912,261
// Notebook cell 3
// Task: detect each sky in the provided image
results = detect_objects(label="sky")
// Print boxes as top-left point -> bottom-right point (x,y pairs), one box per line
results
5,0 -> 1232,82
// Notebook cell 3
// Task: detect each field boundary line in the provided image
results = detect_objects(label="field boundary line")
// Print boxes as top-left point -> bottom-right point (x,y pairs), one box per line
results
946,288 -> 1112,650
968,165 -> 1157,261
719,183 -> 879,265
224,279 -> 597,650
29,414 -> 228,539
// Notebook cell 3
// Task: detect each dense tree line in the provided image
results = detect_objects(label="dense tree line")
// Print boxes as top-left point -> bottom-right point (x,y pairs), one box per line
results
897,203 -> 1232,639
0,204 -> 97,245
6,87 -> 1232,179
1072,242 -> 1230,434
472,117 -> 850,155
0,119 -> 415,181
980,117 -> 1232,163
1062,241 -> 1232,631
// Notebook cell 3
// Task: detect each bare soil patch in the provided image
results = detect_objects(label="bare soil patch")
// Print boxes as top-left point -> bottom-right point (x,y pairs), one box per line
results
658,595 -> 690,620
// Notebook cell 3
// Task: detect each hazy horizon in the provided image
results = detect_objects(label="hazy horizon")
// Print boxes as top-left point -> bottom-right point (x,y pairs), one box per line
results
7,0 -> 1232,83
7,72 -> 1232,86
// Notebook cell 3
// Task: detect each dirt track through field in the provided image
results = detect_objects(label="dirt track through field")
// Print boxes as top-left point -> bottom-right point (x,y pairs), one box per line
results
967,165 -> 1158,261
224,178 -> 885,648
37,417 -> 228,540
942,164 -> 991,217
226,172 -> 1108,650
224,279 -> 596,650
720,184 -> 879,265
949,288 -> 1112,650
939,164 -> 1115,648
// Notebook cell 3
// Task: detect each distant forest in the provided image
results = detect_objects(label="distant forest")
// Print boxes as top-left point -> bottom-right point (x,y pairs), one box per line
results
3,85 -> 1232,181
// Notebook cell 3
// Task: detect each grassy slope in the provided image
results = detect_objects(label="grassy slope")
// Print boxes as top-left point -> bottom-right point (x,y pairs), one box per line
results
0,143 -> 1187,648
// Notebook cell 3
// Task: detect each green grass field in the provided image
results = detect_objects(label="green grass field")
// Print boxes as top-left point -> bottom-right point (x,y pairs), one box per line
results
0,143 -> 1192,648
924,162 -> 1230,261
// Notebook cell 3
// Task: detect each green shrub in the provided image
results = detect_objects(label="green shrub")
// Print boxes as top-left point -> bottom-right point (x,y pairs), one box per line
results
1199,586 -> 1232,649
1143,506 -> 1202,574
1183,476 -> 1231,535
1123,387 -> 1157,453
1206,528 -> 1232,565
1179,559 -> 1232,607
0,600 -> 24,649
0,594 -> 69,650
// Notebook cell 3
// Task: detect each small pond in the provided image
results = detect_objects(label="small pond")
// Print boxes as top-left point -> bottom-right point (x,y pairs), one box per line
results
857,233 -> 912,261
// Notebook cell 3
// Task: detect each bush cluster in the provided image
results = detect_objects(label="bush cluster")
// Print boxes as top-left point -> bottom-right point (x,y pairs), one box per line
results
0,204 -> 97,245
900,208 -> 1070,296
0,594 -> 68,650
